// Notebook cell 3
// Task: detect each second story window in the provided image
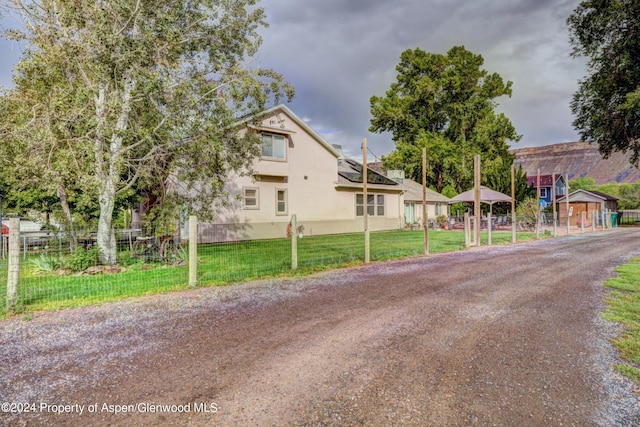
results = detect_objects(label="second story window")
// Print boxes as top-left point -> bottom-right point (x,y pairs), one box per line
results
261,133 -> 286,160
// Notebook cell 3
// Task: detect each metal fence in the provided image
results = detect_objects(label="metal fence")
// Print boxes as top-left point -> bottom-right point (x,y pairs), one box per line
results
0,212 -> 627,316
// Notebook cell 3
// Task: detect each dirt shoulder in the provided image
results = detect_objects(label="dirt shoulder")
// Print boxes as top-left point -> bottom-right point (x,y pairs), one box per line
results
1,229 -> 640,426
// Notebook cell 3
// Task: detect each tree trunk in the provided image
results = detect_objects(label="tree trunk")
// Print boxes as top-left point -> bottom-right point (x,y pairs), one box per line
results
94,76 -> 135,265
97,183 -> 117,265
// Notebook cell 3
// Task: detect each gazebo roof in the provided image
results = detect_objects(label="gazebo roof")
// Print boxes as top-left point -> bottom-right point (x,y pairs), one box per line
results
449,186 -> 511,205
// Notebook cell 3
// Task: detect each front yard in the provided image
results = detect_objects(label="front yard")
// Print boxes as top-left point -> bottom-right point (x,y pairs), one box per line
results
1,229 -> 540,315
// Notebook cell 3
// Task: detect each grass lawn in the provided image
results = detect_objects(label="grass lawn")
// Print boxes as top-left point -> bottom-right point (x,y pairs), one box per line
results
1,229 -> 540,316
602,257 -> 640,383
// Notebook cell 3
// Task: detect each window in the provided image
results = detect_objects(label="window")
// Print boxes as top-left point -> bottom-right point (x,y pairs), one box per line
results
356,193 -> 386,217
377,195 -> 385,216
276,189 -> 287,215
243,187 -> 259,209
540,188 -> 548,198
261,133 -> 286,160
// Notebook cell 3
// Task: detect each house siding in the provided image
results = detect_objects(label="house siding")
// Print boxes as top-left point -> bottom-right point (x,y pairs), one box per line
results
192,106 -> 403,243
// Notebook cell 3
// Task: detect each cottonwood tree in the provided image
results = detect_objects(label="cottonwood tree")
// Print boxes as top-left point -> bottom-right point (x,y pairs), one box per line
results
370,46 -> 521,194
568,0 -> 640,165
0,0 -> 294,264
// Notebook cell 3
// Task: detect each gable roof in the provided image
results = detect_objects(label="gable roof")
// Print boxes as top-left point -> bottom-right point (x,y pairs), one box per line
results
236,104 -> 342,159
400,179 -> 451,203
556,189 -> 618,203
587,190 -> 619,201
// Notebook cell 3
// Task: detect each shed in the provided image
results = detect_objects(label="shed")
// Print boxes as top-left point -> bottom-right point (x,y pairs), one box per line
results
556,189 -> 618,226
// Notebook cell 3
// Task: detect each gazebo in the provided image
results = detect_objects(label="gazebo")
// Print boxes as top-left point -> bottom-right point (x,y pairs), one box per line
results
449,186 -> 512,245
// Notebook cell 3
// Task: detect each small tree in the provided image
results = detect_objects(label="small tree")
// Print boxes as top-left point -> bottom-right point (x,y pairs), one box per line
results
516,197 -> 538,230
0,0 -> 294,264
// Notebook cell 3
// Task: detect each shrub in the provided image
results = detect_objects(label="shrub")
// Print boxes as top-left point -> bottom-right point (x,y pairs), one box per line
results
63,246 -> 100,272
516,197 -> 538,230
117,250 -> 143,267
30,255 -> 62,274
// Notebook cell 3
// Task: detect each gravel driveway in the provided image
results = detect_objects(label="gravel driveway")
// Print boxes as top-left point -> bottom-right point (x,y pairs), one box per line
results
1,229 -> 640,426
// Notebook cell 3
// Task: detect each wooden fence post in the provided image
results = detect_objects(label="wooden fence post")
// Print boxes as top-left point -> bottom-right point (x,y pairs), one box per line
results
469,216 -> 477,246
6,217 -> 20,313
188,215 -> 197,288
511,165 -> 516,243
291,214 -> 298,271
552,173 -> 557,237
565,173 -> 570,236
474,155 -> 481,247
536,169 -> 541,240
422,148 -> 428,255
363,138 -> 370,264
464,213 -> 470,248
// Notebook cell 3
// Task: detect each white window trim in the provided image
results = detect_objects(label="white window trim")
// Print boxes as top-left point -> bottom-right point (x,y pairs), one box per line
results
356,193 -> 386,217
540,188 -> 548,198
377,194 -> 386,216
243,187 -> 260,210
276,188 -> 288,216
260,133 -> 287,162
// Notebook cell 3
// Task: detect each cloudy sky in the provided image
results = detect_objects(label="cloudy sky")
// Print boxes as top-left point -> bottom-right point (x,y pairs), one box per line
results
0,0 -> 588,160
256,0 -> 588,159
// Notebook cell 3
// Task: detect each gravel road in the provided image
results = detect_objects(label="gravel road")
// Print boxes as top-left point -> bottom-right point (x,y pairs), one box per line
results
1,229 -> 640,426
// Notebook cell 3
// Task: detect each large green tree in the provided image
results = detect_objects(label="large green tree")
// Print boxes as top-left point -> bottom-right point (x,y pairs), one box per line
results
568,0 -> 640,165
370,46 -> 521,194
0,0 -> 294,264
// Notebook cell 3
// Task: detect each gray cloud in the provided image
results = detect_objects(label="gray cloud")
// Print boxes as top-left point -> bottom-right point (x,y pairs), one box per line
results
258,0 -> 587,159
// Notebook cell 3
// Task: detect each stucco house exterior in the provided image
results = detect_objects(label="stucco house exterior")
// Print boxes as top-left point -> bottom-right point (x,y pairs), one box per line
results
189,105 -> 404,242
394,177 -> 451,227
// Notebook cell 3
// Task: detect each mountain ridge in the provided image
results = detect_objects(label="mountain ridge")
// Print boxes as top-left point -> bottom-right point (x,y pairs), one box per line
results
511,141 -> 640,185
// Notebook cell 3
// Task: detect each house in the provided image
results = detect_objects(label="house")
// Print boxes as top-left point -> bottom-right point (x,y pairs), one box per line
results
556,189 -> 618,226
526,174 -> 567,203
400,178 -> 451,227
390,176 -> 450,227
189,105 -> 404,242
366,164 -> 451,227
